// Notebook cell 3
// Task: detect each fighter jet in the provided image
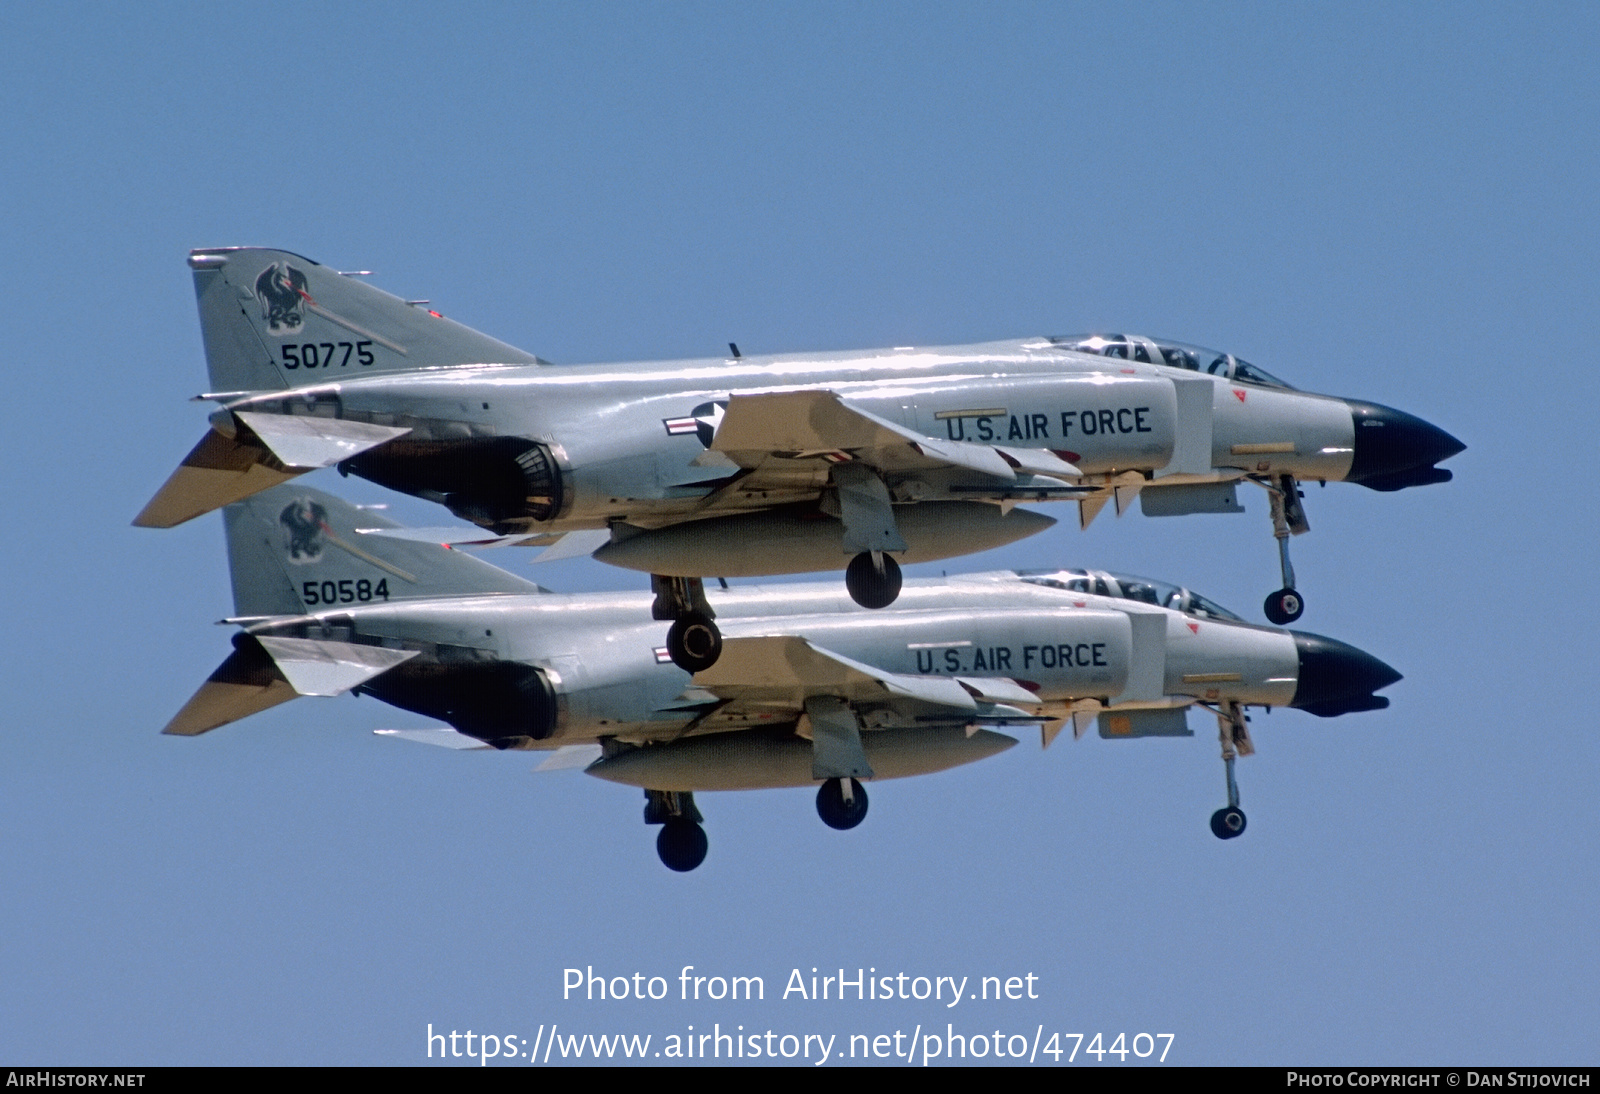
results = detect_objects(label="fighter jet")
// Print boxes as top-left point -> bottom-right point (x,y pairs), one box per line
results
164,484 -> 1401,871
138,247 -> 1461,670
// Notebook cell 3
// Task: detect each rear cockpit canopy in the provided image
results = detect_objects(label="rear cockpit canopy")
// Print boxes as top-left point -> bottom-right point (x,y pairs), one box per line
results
1050,334 -> 1294,391
1018,568 -> 1243,621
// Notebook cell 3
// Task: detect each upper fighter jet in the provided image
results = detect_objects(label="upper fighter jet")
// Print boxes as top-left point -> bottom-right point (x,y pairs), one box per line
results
165,484 -> 1401,871
138,248 -> 1462,670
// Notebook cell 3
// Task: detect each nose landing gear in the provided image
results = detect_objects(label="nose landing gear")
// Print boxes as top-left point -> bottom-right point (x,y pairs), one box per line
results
1261,473 -> 1308,625
1210,701 -> 1253,840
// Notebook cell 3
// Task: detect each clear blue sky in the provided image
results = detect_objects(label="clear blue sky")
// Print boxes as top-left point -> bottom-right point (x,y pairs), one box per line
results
2,1 -> 1595,1065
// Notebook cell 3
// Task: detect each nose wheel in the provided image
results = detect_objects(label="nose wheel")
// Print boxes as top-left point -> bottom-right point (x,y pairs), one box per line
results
1210,702 -> 1253,840
816,777 -> 869,829
845,551 -> 902,609
1210,805 -> 1247,839
1260,474 -> 1308,625
652,575 -> 723,671
1264,588 -> 1303,626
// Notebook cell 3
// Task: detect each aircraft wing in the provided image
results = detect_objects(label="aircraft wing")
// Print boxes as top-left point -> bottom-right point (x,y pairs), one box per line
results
681,635 -> 1043,736
702,390 -> 1084,489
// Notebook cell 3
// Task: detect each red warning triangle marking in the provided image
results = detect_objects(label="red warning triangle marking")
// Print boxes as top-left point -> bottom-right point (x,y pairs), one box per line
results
1233,389 -> 1247,402
1187,622 -> 1200,634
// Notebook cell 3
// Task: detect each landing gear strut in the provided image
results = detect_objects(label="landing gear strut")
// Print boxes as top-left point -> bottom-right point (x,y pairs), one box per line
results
653,575 -> 722,671
844,551 -> 901,610
816,777 -> 869,830
1209,701 -> 1252,840
645,789 -> 708,871
1261,473 -> 1308,625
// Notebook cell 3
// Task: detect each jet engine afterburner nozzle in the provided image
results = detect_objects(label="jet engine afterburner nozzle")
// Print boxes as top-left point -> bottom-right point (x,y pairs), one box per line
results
1342,399 -> 1465,491
1288,631 -> 1402,717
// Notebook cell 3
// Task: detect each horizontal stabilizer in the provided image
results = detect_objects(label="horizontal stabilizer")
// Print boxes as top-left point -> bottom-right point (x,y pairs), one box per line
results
134,414 -> 409,529
253,636 -> 417,697
164,635 -> 416,736
234,412 -> 410,471
135,427 -> 298,529
373,727 -> 492,750
163,638 -> 298,736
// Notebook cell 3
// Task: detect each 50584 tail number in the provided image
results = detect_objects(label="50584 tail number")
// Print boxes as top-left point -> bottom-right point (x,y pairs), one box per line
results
302,578 -> 389,606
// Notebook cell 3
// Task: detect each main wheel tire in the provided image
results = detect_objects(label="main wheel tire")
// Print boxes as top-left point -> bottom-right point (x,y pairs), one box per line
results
666,612 -> 722,672
1210,806 -> 1247,840
657,819 -> 709,871
844,552 -> 902,609
1263,587 -> 1304,625
816,778 -> 870,830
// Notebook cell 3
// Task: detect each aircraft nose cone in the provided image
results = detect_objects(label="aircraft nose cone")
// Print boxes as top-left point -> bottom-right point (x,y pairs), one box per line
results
1289,631 -> 1402,717
1343,399 -> 1466,491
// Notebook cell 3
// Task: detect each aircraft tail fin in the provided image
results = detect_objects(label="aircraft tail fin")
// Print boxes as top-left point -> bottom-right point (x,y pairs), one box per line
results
222,483 -> 545,618
188,247 -> 541,393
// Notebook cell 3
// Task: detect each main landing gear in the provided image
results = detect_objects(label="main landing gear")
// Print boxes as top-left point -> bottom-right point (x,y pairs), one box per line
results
645,789 -> 708,871
1209,701 -> 1253,840
832,462 -> 907,609
844,551 -> 902,610
1260,473 -> 1309,625
816,777 -> 869,830
653,575 -> 722,672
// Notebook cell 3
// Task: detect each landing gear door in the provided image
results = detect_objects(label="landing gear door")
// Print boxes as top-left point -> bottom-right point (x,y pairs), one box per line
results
1159,376 -> 1215,477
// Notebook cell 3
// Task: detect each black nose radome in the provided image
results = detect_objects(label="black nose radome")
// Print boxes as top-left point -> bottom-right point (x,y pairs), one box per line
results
1343,399 -> 1465,491
1290,631 -> 1402,717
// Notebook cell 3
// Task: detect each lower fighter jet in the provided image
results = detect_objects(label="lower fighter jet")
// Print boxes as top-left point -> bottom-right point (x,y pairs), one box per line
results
165,485 -> 1401,871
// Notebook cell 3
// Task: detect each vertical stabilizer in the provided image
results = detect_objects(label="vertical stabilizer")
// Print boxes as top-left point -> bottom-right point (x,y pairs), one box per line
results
222,484 -> 545,617
188,247 -> 541,393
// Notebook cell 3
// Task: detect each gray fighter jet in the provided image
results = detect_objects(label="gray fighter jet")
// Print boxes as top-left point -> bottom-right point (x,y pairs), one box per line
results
165,484 -> 1401,871
138,248 -> 1461,669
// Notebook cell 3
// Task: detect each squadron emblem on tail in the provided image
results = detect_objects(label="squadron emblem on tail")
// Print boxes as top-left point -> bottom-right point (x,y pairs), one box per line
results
279,498 -> 328,562
254,262 -> 310,334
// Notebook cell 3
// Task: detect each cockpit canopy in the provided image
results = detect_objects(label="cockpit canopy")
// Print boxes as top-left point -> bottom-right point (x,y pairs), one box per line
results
1017,569 -> 1243,621
1050,333 -> 1294,391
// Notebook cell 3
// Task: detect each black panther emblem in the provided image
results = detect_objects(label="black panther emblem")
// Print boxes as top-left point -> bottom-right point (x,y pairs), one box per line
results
279,498 -> 328,563
254,262 -> 310,334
